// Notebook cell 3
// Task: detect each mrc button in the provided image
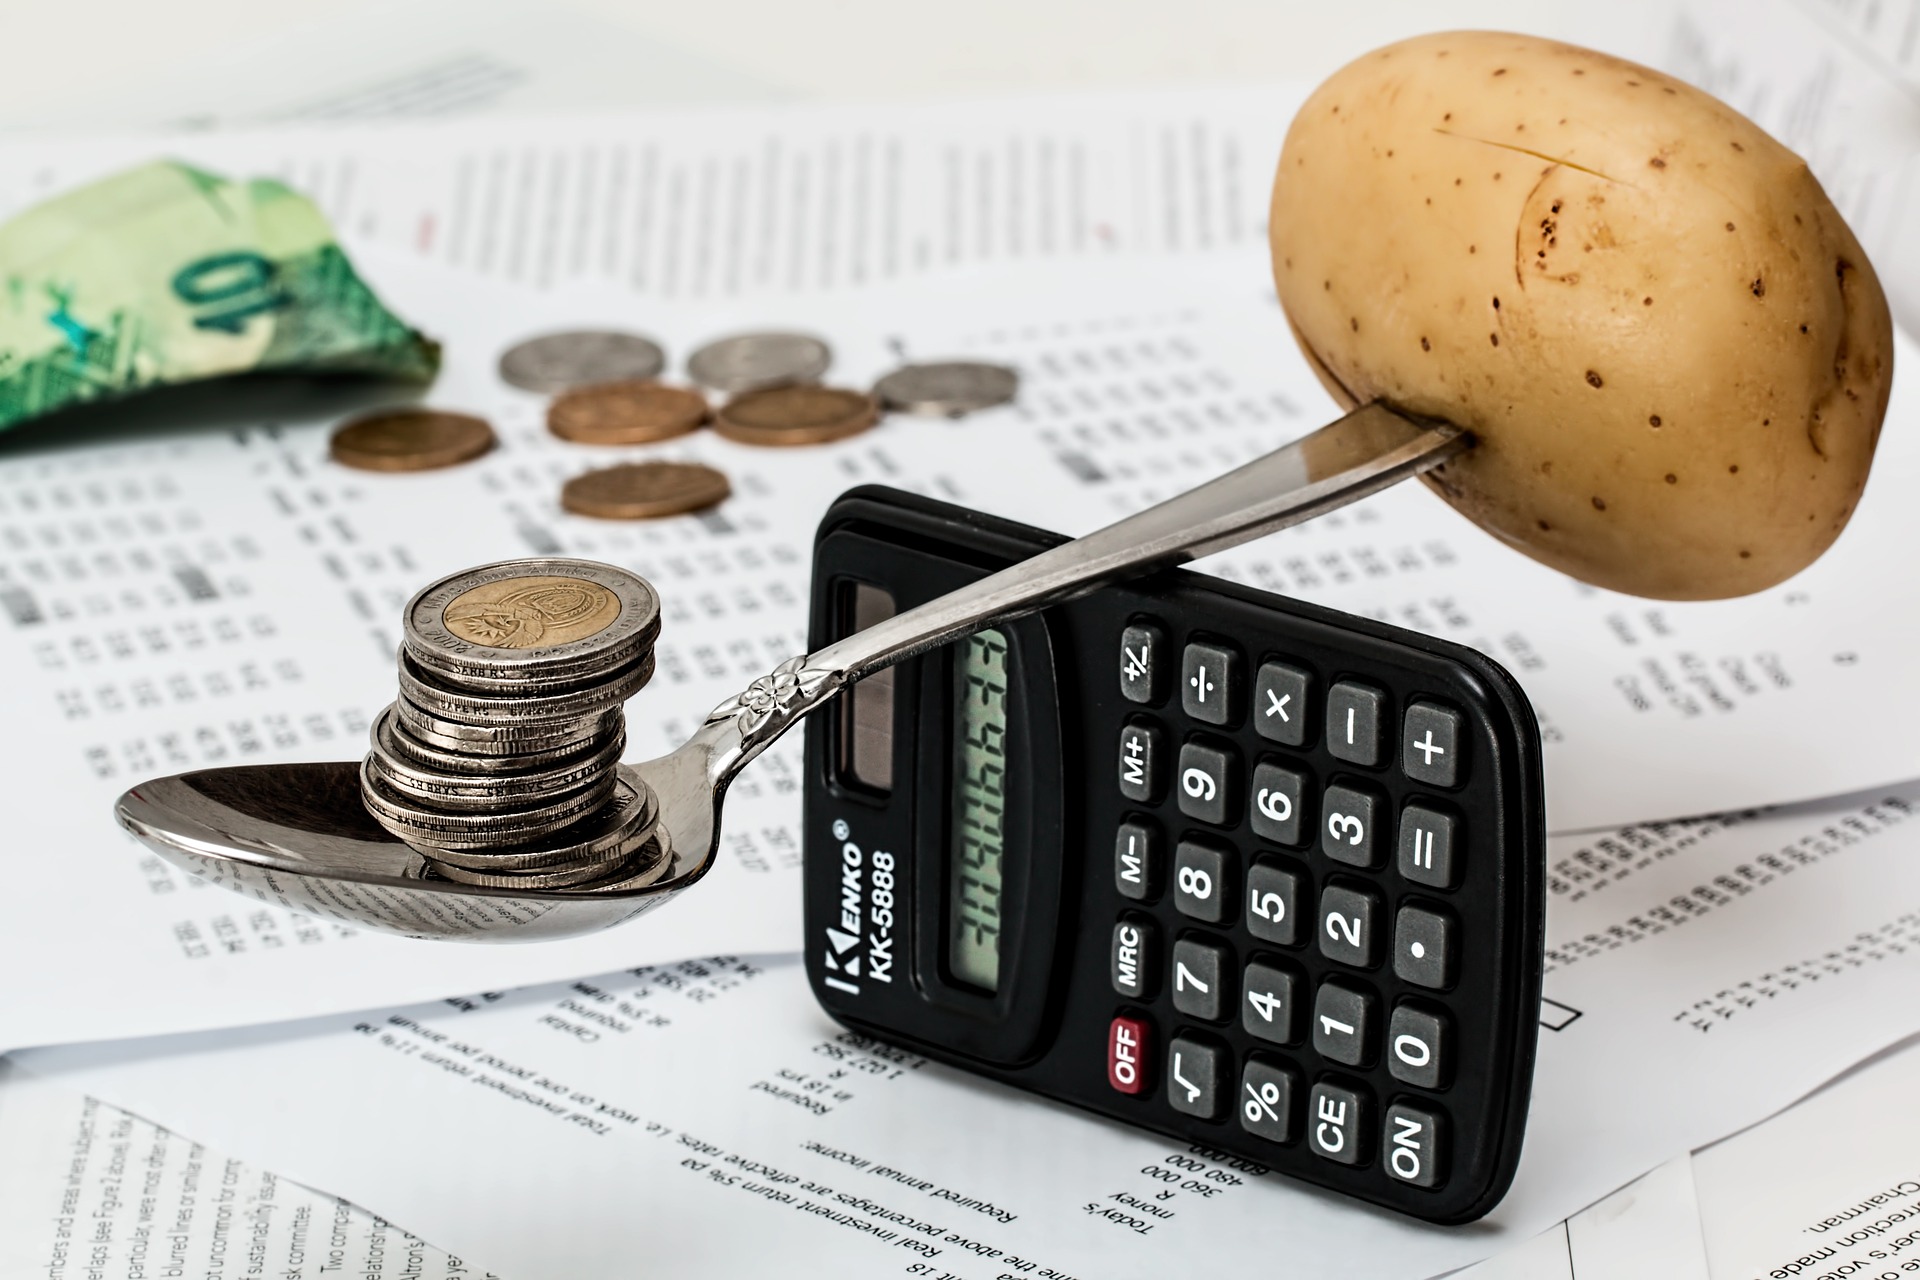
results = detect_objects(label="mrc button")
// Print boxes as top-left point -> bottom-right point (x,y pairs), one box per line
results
1108,1015 -> 1151,1095
1111,918 -> 1156,999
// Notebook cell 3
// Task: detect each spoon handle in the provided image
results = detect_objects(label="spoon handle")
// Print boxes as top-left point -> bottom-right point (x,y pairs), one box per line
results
702,403 -> 1467,774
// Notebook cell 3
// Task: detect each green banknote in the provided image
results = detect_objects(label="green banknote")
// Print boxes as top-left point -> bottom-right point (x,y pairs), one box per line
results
0,160 -> 438,432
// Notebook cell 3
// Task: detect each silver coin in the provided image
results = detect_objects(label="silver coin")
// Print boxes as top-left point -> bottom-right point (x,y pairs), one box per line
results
428,831 -> 666,889
361,760 -> 616,850
422,771 -> 658,872
398,650 -> 653,727
873,361 -> 1020,418
498,330 -> 666,395
686,332 -> 832,393
393,698 -> 620,754
369,715 -> 626,809
583,826 -> 675,892
376,704 -> 622,773
403,558 -> 660,687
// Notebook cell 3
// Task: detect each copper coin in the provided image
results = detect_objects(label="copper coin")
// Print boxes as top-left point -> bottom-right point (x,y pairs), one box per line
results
546,380 -> 710,445
560,461 -> 732,520
713,385 -> 878,447
330,409 -> 495,472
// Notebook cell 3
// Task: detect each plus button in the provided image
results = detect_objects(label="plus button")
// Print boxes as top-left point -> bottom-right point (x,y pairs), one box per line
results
1413,729 -> 1445,766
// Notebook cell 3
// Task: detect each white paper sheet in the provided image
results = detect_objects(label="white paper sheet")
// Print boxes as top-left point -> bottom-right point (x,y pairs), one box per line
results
1691,1030 -> 1920,1279
0,83 -> 1302,300
8,245 -> 1920,1050
18,777 -> 1920,1278
1455,1155 -> 1711,1280
0,1061 -> 498,1279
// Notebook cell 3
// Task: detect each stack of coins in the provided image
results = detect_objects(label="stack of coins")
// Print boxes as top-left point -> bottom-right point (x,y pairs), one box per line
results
360,558 -> 669,889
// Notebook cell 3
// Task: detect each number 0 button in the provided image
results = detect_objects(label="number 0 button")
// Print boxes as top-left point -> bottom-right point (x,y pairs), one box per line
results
1173,839 -> 1233,924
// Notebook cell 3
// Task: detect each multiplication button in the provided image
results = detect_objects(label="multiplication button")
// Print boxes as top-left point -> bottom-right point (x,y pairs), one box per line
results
1253,661 -> 1311,747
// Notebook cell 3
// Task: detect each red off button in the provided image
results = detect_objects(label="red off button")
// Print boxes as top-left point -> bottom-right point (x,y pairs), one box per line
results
1108,1015 -> 1150,1095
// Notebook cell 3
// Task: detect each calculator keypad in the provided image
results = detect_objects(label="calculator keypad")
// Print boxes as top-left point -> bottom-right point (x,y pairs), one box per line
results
1090,605 -> 1536,1222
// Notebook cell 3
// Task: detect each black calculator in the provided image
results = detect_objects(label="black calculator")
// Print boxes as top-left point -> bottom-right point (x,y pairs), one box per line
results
801,486 -> 1545,1224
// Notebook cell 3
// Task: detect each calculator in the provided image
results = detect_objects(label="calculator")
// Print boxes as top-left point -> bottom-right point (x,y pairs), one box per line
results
801,486 -> 1545,1224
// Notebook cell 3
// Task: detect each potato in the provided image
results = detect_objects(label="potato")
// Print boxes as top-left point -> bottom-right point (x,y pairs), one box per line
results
1270,31 -> 1894,599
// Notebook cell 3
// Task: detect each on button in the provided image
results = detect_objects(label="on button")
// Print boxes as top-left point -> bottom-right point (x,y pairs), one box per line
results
1108,1016 -> 1151,1095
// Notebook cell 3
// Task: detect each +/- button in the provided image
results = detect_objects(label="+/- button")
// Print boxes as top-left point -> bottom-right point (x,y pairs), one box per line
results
1120,621 -> 1167,705
1181,640 -> 1242,726
1107,1015 -> 1151,1095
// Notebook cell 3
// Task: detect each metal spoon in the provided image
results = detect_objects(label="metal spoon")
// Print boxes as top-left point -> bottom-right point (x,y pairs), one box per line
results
116,404 -> 1466,941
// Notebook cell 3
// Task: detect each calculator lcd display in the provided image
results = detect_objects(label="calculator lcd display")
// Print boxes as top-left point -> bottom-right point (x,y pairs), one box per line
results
948,628 -> 1012,991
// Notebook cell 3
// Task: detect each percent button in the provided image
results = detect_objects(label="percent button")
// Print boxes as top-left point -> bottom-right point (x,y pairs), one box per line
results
1239,1057 -> 1299,1143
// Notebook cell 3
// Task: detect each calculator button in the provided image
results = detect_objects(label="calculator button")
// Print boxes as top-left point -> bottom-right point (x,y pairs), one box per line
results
1176,738 -> 1238,826
1172,937 -> 1232,1021
1311,979 -> 1376,1067
1253,661 -> 1311,747
1403,701 -> 1465,788
1325,681 -> 1387,767
1167,1036 -> 1228,1120
1387,1003 -> 1450,1089
1245,862 -> 1303,947
1384,1103 -> 1447,1189
1393,904 -> 1456,990
1308,1080 -> 1372,1166
1242,959 -> 1304,1044
1398,804 -> 1459,890
1107,1015 -> 1151,1095
1118,718 -> 1165,803
1318,882 -> 1381,968
1320,783 -> 1384,868
1114,820 -> 1162,901
1238,1056 -> 1300,1143
1111,918 -> 1156,999
1181,640 -> 1241,726
1249,760 -> 1307,847
1172,839 -> 1234,924
1119,621 -> 1166,705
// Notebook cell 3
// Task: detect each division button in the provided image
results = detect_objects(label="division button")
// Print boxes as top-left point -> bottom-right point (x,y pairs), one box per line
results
1176,738 -> 1238,826
1242,958 -> 1304,1044
1311,978 -> 1377,1067
1325,681 -> 1387,767
1253,661 -> 1311,747
1181,640 -> 1242,726
1239,1056 -> 1300,1144
1387,1003 -> 1450,1090
1111,917 -> 1156,999
1167,1035 -> 1228,1120
1172,839 -> 1234,924
1318,882 -> 1382,968
1114,820 -> 1162,901
1403,700 -> 1465,788
1118,718 -> 1165,803
1398,805 -> 1460,890
1393,904 -> 1457,990
1245,861 -> 1303,947
1320,782 -> 1383,868
1108,1015 -> 1151,1095
1120,621 -> 1167,705
1172,936 -> 1232,1021
1308,1080 -> 1371,1166
1250,760 -> 1307,848
1384,1103 -> 1447,1189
